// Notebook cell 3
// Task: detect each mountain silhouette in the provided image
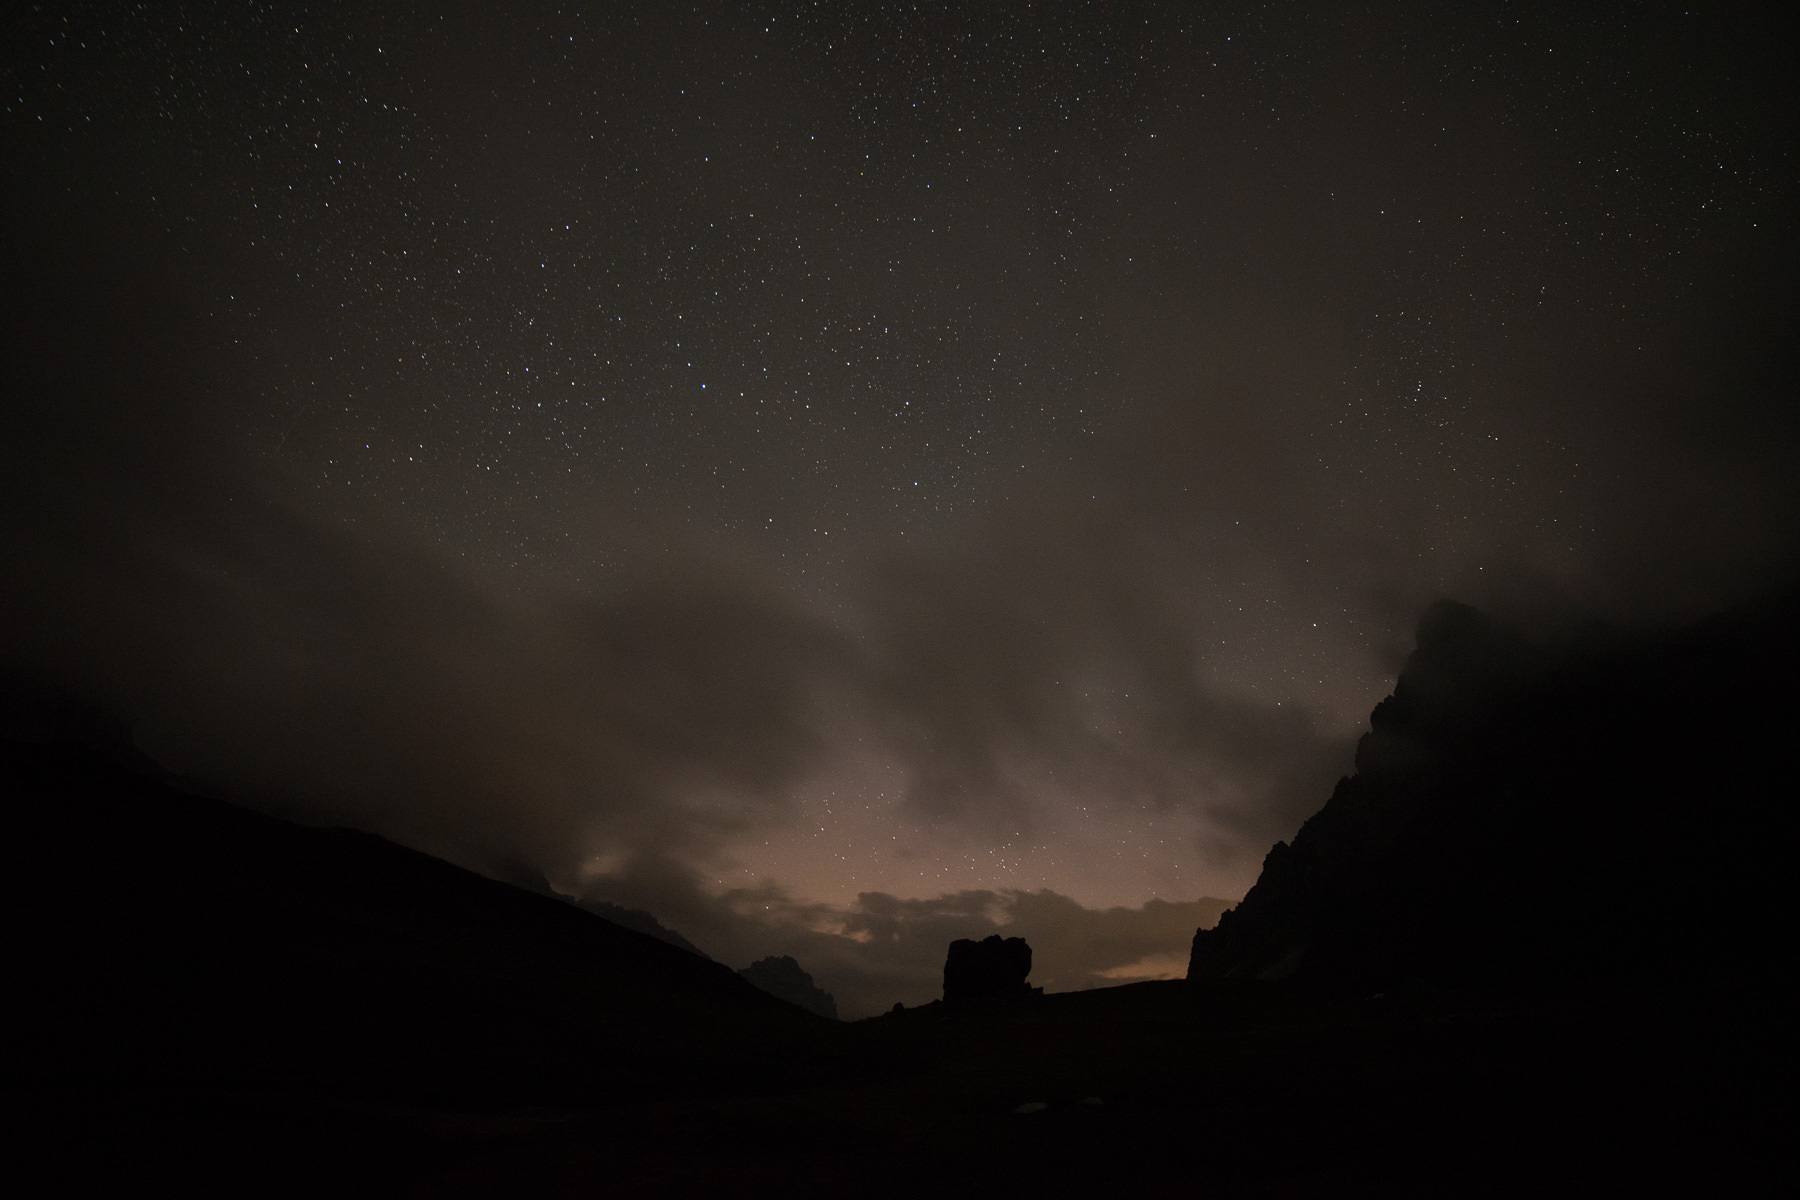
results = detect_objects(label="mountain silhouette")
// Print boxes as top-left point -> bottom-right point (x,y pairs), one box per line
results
739,955 -> 839,1020
5,694 -> 838,1114
1190,591 -> 1800,994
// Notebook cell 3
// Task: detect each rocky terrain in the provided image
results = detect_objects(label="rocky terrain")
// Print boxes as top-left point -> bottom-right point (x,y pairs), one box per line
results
1190,593 -> 1800,994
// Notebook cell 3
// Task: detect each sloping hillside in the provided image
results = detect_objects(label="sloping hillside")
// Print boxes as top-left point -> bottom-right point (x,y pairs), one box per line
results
6,734 -> 838,1106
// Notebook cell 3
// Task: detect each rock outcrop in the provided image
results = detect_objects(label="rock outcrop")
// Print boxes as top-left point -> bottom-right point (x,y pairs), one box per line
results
738,955 -> 838,1020
1190,591 -> 1800,993
944,934 -> 1039,1005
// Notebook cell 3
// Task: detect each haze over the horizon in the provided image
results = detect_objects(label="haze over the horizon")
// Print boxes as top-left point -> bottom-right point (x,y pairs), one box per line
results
5,1 -> 1795,1015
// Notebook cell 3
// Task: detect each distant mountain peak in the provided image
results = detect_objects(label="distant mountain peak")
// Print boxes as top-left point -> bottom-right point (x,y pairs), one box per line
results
739,954 -> 838,1020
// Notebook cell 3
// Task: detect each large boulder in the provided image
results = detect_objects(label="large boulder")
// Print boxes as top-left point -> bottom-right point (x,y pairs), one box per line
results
943,934 -> 1038,1005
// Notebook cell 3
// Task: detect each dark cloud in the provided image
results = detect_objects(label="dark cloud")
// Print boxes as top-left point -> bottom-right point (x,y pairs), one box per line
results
0,265 -> 1324,1004
0,361 -> 1339,902
0,231 -> 1354,911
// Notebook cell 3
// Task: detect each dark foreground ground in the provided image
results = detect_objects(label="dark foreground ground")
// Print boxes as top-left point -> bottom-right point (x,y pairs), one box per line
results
20,977 -> 1789,1198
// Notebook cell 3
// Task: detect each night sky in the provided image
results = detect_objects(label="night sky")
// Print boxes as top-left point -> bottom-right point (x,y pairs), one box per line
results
6,1 -> 1796,1016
